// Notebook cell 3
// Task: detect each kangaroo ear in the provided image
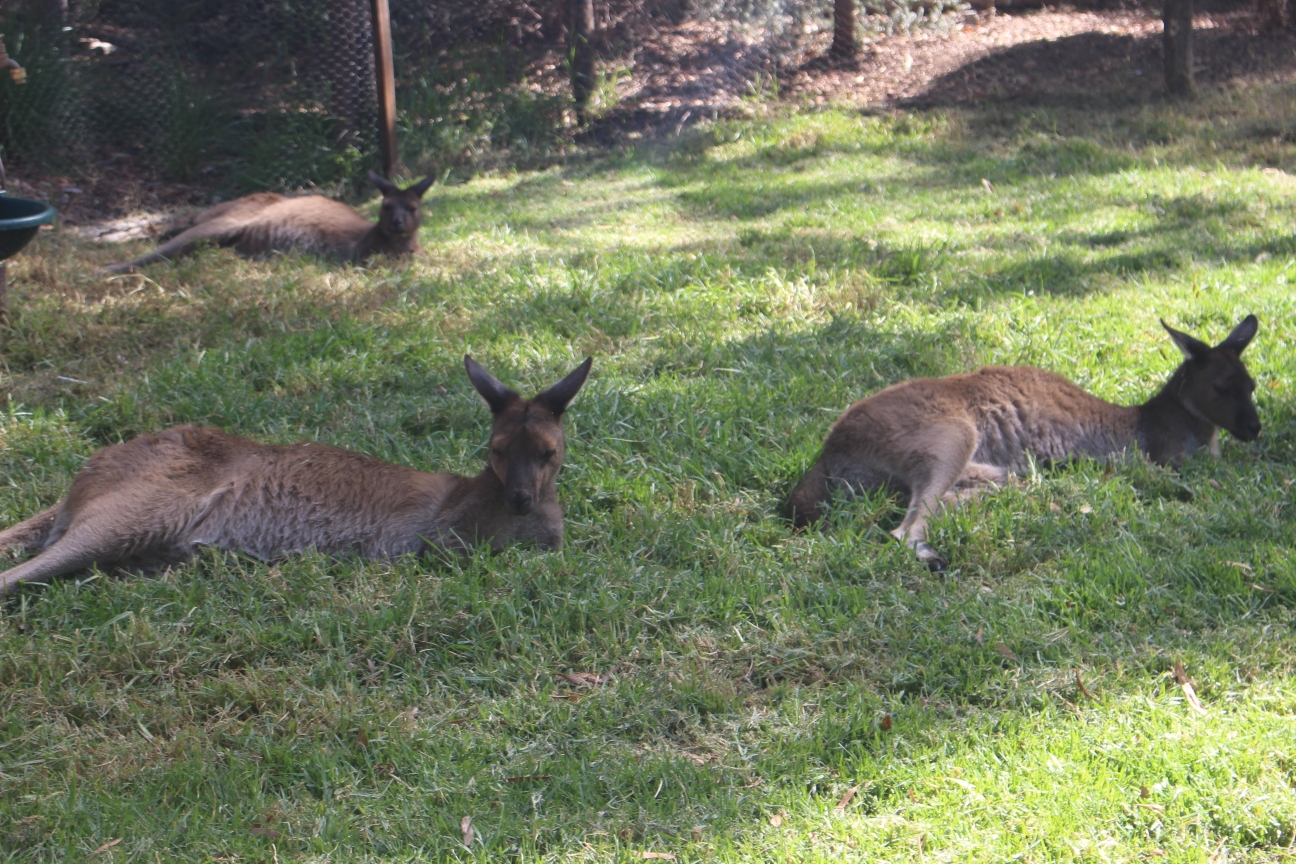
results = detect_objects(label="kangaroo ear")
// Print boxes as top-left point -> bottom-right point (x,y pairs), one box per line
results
536,357 -> 592,416
1162,319 -> 1211,362
464,356 -> 518,414
408,174 -> 435,197
369,170 -> 398,196
1217,314 -> 1258,354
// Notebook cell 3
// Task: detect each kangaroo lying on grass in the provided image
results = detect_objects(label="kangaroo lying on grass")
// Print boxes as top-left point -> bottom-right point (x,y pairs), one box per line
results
0,356 -> 592,597
786,317 -> 1261,571
103,171 -> 434,274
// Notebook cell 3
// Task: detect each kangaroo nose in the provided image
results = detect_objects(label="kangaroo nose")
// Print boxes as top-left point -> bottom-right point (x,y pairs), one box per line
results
1246,419 -> 1262,439
510,491 -> 533,514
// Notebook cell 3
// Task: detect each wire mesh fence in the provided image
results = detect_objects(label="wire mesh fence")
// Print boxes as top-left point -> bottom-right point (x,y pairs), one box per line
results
0,0 -> 964,198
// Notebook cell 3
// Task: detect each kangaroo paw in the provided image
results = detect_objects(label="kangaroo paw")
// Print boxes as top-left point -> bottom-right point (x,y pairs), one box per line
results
913,542 -> 948,572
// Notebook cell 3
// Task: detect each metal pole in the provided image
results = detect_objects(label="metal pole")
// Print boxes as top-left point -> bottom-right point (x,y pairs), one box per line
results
370,0 -> 398,176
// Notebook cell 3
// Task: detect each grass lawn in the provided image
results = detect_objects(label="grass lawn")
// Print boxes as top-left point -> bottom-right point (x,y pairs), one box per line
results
2,78 -> 1296,862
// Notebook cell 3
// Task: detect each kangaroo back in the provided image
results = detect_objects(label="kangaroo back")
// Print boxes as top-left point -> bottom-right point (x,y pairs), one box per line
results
787,316 -> 1261,571
0,356 -> 592,598
103,172 -> 434,274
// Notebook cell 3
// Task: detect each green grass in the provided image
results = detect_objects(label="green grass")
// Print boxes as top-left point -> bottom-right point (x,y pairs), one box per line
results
2,78 -> 1296,862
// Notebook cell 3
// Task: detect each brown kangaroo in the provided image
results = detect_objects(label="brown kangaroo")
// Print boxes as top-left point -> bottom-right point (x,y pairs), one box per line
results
786,316 -> 1261,571
103,171 -> 434,274
0,356 -> 592,597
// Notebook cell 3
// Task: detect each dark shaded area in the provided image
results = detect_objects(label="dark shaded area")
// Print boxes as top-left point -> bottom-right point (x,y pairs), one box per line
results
909,20 -> 1296,109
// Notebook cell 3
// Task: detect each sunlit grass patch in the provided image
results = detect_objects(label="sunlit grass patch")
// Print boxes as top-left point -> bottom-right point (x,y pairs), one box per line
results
2,78 -> 1296,861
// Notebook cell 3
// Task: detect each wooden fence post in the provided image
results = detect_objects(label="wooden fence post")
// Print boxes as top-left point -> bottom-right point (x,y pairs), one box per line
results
370,0 -> 399,176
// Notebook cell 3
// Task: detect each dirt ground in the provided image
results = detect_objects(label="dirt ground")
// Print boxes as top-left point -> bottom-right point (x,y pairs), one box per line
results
8,5 -> 1296,229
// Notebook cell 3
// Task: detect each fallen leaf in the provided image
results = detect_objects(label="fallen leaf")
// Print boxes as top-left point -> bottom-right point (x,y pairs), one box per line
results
836,784 -> 861,811
1048,502 -> 1061,512
1135,802 -> 1165,814
550,693 -> 582,702
1251,583 -> 1274,593
249,827 -> 283,839
1172,663 -> 1207,715
1140,785 -> 1151,799
355,727 -> 369,746
949,777 -> 978,793
640,853 -> 676,860
1207,478 -> 1222,490
880,714 -> 893,731
981,177 -> 994,193
1079,504 -> 1093,514
974,628 -> 984,645
996,643 -> 1018,661
460,815 -> 474,848
908,788 -> 918,802
690,827 -> 703,842
769,813 -> 783,827
1075,670 -> 1097,701
91,839 -> 123,854
684,752 -> 716,765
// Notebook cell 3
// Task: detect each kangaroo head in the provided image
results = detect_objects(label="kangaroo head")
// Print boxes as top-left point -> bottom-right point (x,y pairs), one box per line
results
465,356 -> 593,515
1162,315 -> 1261,442
369,171 -> 434,239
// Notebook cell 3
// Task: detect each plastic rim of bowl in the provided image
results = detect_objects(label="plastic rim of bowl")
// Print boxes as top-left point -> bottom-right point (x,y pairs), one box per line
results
0,196 -> 57,231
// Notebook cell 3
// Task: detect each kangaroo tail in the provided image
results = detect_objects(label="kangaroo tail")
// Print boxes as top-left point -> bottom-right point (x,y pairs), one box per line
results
102,221 -> 239,274
0,505 -> 61,554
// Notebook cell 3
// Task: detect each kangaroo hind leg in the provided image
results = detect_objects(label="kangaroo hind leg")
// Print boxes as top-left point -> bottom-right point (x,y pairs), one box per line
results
0,531 -> 103,598
890,424 -> 977,572
0,496 -> 181,598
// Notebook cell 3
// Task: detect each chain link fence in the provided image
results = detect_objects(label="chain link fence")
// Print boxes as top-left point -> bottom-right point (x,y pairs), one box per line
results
0,0 -> 962,197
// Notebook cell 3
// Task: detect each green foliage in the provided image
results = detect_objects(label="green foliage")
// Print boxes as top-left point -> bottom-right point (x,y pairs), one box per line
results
2,79 -> 1296,861
222,110 -> 369,197
397,48 -> 570,179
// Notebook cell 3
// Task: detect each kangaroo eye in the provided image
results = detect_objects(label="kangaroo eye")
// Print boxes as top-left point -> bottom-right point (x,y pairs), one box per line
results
540,449 -> 556,461
492,448 -> 505,457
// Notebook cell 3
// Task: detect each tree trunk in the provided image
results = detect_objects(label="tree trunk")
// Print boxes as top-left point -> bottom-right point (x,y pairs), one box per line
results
831,0 -> 857,62
569,0 -> 595,123
1163,0 -> 1193,96
1258,0 -> 1287,32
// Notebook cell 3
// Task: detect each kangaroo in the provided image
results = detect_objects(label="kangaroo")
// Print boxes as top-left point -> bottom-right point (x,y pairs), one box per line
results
103,171 -> 434,274
786,316 -> 1261,571
0,356 -> 592,597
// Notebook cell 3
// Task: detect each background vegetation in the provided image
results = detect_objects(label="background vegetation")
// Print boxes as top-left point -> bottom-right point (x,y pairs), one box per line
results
1,69 -> 1295,862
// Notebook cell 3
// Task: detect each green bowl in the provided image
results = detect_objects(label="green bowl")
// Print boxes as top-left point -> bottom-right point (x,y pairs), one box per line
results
0,195 -> 57,260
